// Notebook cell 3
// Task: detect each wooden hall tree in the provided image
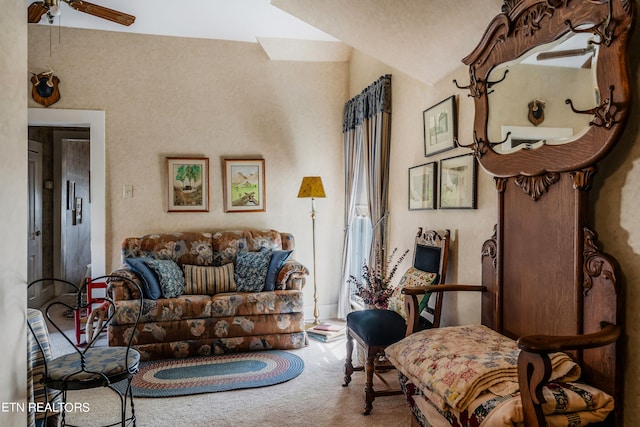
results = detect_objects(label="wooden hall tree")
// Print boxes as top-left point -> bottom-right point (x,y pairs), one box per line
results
454,0 -> 636,425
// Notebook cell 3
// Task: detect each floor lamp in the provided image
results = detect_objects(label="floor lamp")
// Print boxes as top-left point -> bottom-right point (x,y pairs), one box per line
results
297,176 -> 325,326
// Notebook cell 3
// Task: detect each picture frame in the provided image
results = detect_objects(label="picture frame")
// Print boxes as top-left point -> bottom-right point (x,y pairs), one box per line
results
223,159 -> 266,213
166,157 -> 209,212
408,162 -> 437,210
423,95 -> 457,157
439,154 -> 477,209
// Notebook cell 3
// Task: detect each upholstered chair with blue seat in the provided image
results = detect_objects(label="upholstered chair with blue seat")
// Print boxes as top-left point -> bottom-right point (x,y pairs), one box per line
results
27,275 -> 142,426
342,229 -> 451,415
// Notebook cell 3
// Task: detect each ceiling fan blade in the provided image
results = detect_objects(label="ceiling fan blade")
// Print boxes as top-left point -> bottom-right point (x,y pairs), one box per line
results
536,46 -> 594,61
28,2 -> 48,23
63,0 -> 135,26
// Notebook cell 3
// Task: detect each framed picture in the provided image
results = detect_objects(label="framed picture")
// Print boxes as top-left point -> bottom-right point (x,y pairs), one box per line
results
166,157 -> 209,212
408,162 -> 437,210
223,159 -> 266,213
423,95 -> 457,157
439,154 -> 477,209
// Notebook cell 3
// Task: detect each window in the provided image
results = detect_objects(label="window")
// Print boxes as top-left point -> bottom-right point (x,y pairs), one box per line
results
348,207 -> 372,308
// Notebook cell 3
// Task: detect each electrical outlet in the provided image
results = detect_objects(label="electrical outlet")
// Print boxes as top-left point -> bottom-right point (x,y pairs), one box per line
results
122,184 -> 133,198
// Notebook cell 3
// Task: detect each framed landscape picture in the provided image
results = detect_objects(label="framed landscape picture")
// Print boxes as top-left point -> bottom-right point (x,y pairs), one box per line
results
423,95 -> 457,157
166,157 -> 209,212
439,154 -> 477,209
223,159 -> 266,213
408,162 -> 437,210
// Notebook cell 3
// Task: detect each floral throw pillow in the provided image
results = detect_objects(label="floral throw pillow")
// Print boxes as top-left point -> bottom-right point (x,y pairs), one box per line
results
144,259 -> 185,298
234,248 -> 272,292
387,267 -> 439,320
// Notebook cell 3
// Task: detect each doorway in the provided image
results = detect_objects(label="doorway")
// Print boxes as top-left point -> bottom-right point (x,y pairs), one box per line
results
28,108 -> 107,287
28,127 -> 92,301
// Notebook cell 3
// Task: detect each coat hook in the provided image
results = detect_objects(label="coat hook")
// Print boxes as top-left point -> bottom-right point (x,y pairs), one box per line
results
566,85 -> 617,129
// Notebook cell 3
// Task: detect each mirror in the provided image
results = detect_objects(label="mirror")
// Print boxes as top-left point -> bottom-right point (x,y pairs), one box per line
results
487,32 -> 599,154
457,0 -> 635,177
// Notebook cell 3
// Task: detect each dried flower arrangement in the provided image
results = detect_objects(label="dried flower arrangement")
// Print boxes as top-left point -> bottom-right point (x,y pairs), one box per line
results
349,247 -> 409,309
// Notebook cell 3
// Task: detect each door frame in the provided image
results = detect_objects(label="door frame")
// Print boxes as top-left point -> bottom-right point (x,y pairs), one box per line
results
28,109 -> 106,277
27,140 -> 49,307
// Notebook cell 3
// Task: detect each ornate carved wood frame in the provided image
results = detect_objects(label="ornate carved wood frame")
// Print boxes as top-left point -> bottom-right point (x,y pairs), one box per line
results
456,0 -> 635,178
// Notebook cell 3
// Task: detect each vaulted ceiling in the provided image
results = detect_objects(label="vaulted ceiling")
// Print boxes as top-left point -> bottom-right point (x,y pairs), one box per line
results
272,0 -> 503,85
27,0 -> 506,85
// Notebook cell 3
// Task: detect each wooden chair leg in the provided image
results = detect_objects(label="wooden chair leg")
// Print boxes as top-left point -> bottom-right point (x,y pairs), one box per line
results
363,347 -> 376,415
343,330 -> 354,387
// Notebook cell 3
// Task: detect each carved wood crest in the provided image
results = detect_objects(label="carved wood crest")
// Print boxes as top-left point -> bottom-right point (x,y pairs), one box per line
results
514,173 -> 560,201
583,227 -> 617,295
481,224 -> 498,269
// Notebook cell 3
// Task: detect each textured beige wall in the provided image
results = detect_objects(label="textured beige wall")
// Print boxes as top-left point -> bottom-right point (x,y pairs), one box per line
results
0,3 -> 28,426
348,49 -> 494,326
349,25 -> 640,421
28,25 -> 348,319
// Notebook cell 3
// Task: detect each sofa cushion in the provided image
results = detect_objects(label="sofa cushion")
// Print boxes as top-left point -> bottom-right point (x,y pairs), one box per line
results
264,250 -> 293,291
123,232 -> 214,266
210,290 -> 304,317
110,312 -> 306,346
212,230 -> 283,266
234,248 -> 272,292
183,264 -> 236,295
112,295 -> 213,324
144,259 -> 185,298
124,257 -> 162,299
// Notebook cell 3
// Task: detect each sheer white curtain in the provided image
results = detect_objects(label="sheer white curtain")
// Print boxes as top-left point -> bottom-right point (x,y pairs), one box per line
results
337,75 -> 392,319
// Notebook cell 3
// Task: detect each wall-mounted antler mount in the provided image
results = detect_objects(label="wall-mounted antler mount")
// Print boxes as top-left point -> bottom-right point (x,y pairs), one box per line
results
30,67 -> 60,107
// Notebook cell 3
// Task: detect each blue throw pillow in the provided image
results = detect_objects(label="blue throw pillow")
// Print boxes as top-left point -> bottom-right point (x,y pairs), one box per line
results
234,248 -> 272,292
124,257 -> 162,299
263,250 -> 292,291
144,259 -> 185,298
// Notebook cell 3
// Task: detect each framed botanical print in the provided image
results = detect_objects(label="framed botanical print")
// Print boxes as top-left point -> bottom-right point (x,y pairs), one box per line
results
408,162 -> 437,210
166,157 -> 209,212
423,95 -> 457,157
439,154 -> 477,209
223,159 -> 266,213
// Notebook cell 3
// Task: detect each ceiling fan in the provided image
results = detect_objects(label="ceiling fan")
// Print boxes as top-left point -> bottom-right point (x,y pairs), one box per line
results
535,44 -> 596,68
536,44 -> 596,61
28,0 -> 135,26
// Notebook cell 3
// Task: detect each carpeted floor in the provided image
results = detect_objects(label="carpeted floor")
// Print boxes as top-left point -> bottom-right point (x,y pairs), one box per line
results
42,299 -> 413,426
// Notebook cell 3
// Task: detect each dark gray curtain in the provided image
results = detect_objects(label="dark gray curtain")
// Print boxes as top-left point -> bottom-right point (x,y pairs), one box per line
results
338,75 -> 392,318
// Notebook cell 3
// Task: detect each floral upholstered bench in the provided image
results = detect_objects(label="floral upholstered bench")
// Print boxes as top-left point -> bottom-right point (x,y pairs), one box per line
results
385,325 -> 615,426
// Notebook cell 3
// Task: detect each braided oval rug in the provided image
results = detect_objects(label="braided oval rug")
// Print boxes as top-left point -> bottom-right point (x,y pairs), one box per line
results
115,350 -> 304,398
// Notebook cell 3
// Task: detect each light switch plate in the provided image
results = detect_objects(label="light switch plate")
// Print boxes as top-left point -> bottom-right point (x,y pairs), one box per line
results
123,184 -> 133,198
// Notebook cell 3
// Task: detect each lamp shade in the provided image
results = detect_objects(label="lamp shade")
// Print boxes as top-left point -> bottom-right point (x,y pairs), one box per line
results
297,176 -> 326,198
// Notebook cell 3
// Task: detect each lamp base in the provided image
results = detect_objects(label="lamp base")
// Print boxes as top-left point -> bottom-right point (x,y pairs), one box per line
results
305,320 -> 320,330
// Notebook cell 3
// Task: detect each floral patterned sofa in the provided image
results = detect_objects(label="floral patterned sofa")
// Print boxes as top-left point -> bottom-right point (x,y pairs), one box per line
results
108,229 -> 309,360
